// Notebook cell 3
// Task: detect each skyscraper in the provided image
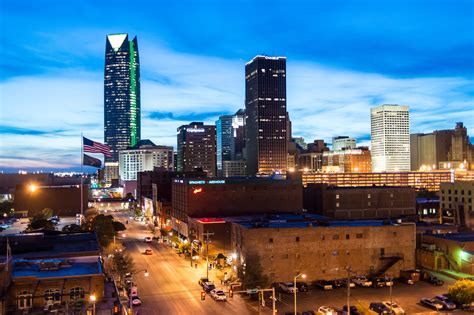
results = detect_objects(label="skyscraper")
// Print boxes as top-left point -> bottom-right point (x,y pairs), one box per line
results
371,104 -> 410,172
177,122 -> 216,177
245,56 -> 287,175
216,109 -> 245,175
104,33 -> 141,180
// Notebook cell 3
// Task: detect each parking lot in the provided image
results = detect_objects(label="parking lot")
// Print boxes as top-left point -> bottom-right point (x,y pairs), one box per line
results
251,279 -> 473,314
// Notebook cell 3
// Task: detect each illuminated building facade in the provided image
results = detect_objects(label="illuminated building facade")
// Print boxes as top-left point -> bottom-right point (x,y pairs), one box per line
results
371,105 -> 410,172
332,136 -> 356,150
245,56 -> 287,175
176,122 -> 216,177
216,109 -> 245,176
104,33 -> 141,169
440,181 -> 474,228
323,147 -> 372,173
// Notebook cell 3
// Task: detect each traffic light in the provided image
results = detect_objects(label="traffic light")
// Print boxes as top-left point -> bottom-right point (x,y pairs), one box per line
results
229,289 -> 233,298
201,291 -> 206,301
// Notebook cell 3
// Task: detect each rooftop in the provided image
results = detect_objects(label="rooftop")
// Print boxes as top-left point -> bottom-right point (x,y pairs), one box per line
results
13,258 -> 102,279
426,232 -> 474,243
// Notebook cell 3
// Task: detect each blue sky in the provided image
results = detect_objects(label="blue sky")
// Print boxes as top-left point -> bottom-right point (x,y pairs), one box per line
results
1,0 -> 473,172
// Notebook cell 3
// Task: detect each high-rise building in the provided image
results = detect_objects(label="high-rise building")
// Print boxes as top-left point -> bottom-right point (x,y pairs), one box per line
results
216,109 -> 245,175
245,56 -> 287,175
104,33 -> 141,166
119,140 -> 173,181
450,122 -> 471,162
410,130 -> 453,171
371,104 -> 410,172
177,122 -> 216,177
332,136 -> 356,151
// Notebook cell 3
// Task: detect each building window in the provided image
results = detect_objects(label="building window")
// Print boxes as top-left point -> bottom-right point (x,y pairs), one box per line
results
356,233 -> 363,239
333,234 -> 339,240
346,234 -> 350,240
368,194 -> 371,199
320,235 -> 325,240
455,190 -> 458,194
17,291 -> 33,310
269,238 -> 273,243
390,193 -> 394,198
332,250 -> 339,256
380,248 -> 385,256
70,287 -> 85,301
336,203 -> 339,208
296,236 -> 300,242
336,194 -> 339,199
368,201 -> 371,206
44,289 -> 61,306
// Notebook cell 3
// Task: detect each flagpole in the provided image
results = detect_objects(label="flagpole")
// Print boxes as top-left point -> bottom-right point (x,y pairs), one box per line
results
81,133 -> 84,218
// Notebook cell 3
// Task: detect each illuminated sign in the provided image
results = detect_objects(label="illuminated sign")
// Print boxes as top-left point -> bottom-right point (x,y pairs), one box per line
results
187,128 -> 205,133
189,180 -> 206,184
208,180 -> 226,184
193,188 -> 203,194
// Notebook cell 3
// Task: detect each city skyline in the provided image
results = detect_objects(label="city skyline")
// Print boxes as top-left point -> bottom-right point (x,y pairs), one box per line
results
1,0 -> 474,172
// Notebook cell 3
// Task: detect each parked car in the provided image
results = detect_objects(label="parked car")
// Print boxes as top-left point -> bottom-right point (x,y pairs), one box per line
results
131,296 -> 142,306
370,277 -> 386,288
296,282 -> 309,292
382,301 -> 405,314
317,306 -> 336,315
369,302 -> 392,314
425,276 -> 444,286
144,249 -> 153,255
198,277 -> 209,286
353,276 -> 372,287
434,295 -> 456,310
330,279 -> 344,288
420,298 -> 443,310
144,236 -> 152,243
342,279 -> 356,288
314,280 -> 333,290
210,289 -> 227,301
397,276 -> 414,285
279,282 -> 298,293
342,305 -> 361,315
383,277 -> 394,286
203,282 -> 216,293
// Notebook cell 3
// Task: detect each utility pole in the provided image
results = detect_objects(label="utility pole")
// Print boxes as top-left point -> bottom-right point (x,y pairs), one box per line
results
203,231 -> 214,279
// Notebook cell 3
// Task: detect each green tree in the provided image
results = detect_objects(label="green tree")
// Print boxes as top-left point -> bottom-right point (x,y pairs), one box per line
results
449,279 -> 474,305
28,218 -> 55,231
113,252 -> 135,279
237,251 -> 268,289
113,221 -> 126,232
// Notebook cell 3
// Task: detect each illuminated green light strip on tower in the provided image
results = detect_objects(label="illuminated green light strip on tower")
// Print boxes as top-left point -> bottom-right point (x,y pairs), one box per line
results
129,39 -> 138,147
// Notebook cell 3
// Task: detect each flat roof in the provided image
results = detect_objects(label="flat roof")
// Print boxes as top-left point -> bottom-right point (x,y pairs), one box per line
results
426,232 -> 474,243
13,259 -> 102,279
221,213 -> 407,229
174,177 -> 300,185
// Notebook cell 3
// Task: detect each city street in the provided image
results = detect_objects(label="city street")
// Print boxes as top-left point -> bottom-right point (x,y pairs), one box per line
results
113,212 -> 258,315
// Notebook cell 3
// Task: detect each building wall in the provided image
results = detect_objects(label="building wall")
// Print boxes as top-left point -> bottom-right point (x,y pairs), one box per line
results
232,223 -> 416,282
119,147 -> 173,181
13,185 -> 88,217
440,181 -> 474,227
188,219 -> 232,256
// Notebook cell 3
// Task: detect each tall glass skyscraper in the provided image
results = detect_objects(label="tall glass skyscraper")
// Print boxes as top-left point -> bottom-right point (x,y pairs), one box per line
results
216,109 -> 245,175
104,33 -> 141,166
245,56 -> 287,175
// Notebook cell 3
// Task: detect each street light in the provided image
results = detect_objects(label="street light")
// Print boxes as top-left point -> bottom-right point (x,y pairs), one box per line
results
29,184 -> 37,192
90,293 -> 96,315
294,273 -> 306,315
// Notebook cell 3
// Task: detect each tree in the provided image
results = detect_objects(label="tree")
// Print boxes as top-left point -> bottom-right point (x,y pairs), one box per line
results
113,221 -> 126,232
449,279 -> 474,305
62,224 -> 83,233
28,218 -> 55,231
113,251 -> 135,279
237,251 -> 269,289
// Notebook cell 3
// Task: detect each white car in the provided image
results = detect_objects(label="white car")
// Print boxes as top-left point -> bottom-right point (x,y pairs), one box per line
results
279,282 -> 297,293
317,306 -> 336,315
353,276 -> 372,287
131,296 -> 142,306
210,289 -> 227,301
383,301 -> 405,314
144,236 -> 152,243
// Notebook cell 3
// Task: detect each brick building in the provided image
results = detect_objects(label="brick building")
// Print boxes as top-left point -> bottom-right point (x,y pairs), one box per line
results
440,181 -> 474,228
303,184 -> 416,219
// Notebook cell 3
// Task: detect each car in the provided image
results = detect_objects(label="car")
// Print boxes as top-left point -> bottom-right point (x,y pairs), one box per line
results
203,281 -> 216,293
329,279 -> 344,288
370,277 -> 386,288
342,279 -> 356,288
420,298 -> 443,310
353,276 -> 372,287
383,277 -> 394,286
296,282 -> 309,292
279,282 -> 298,293
198,277 -> 209,286
382,301 -> 405,314
425,276 -> 444,286
210,289 -> 227,301
342,305 -> 361,315
369,302 -> 392,314
129,286 -> 138,297
144,236 -> 152,243
314,280 -> 333,290
131,296 -> 142,306
397,276 -> 414,285
144,249 -> 153,255
317,306 -> 336,315
434,295 -> 456,310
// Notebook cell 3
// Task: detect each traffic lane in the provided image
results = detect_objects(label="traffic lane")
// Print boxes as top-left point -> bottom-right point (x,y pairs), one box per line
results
275,282 -> 470,314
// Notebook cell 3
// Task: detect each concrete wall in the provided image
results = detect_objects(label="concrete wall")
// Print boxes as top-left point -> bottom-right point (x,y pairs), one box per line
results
232,223 -> 416,283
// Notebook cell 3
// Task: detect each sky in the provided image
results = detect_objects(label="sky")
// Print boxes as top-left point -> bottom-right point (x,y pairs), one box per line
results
1,0 -> 473,172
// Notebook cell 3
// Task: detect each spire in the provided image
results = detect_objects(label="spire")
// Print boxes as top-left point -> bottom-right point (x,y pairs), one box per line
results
107,34 -> 128,51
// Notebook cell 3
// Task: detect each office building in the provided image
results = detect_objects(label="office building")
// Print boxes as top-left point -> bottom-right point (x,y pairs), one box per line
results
411,130 -> 453,171
371,105 -> 410,172
104,33 -> 141,180
216,110 -> 245,176
303,184 -> 416,219
245,56 -> 287,175
323,147 -> 372,173
119,139 -> 173,181
440,181 -> 474,228
222,160 -> 246,177
332,136 -> 356,151
177,122 -> 216,177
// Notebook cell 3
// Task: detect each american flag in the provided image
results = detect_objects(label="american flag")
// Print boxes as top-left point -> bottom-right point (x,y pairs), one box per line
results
83,137 -> 111,157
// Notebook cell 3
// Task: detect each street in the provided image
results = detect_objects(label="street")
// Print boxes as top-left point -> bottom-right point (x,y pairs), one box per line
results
113,212 -> 258,315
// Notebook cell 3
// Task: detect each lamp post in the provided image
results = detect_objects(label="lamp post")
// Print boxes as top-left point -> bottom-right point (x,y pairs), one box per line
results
90,293 -> 96,315
294,273 -> 306,315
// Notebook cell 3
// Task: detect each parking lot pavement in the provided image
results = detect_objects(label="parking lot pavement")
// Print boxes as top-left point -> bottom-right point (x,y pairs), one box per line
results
270,281 -> 472,314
